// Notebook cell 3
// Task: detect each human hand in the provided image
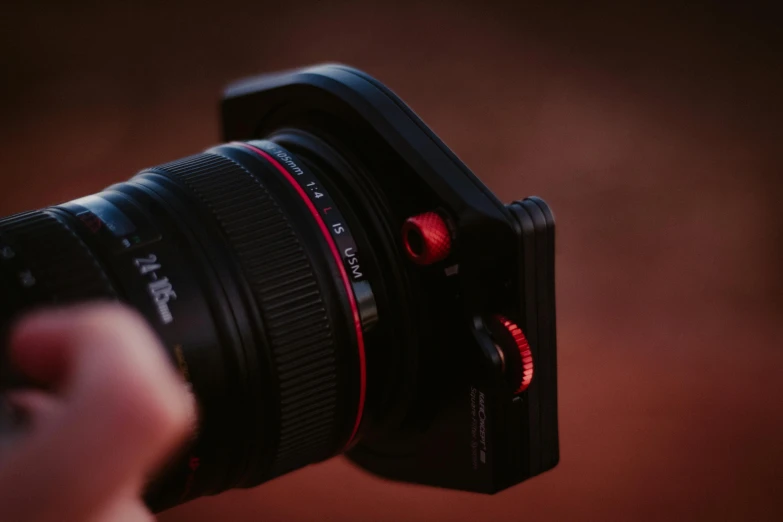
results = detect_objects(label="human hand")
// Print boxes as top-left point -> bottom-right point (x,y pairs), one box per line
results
0,304 -> 194,522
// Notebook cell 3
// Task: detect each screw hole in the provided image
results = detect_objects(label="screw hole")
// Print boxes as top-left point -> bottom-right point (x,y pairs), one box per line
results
405,228 -> 425,257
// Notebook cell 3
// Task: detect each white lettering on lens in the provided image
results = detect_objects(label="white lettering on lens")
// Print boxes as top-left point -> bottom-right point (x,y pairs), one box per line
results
332,223 -> 345,235
19,270 -> 36,288
344,247 -> 362,279
470,386 -> 478,470
478,391 -> 487,464
148,277 -> 177,325
134,254 -> 161,274
274,150 -> 304,176
135,254 -> 176,324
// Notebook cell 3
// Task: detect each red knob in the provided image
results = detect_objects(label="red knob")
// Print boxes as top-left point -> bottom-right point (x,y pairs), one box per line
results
491,315 -> 534,394
402,212 -> 451,265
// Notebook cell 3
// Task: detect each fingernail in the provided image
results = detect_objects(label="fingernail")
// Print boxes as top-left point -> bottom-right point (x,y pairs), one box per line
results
0,396 -> 30,450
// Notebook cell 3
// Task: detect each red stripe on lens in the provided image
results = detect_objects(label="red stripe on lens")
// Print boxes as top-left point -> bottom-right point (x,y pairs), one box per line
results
235,142 -> 366,450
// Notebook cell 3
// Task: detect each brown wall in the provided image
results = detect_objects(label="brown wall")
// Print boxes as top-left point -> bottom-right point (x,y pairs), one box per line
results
1,2 -> 781,521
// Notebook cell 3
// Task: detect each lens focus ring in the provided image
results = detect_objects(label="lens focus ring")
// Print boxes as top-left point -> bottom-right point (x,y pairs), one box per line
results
142,152 -> 340,478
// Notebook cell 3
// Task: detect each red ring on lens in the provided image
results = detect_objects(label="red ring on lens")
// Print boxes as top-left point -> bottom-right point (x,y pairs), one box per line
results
236,142 -> 366,450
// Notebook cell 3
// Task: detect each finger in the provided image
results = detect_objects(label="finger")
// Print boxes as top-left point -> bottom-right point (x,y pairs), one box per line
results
0,390 -> 62,462
8,302 -> 124,388
5,389 -> 63,427
90,495 -> 155,522
0,304 -> 193,522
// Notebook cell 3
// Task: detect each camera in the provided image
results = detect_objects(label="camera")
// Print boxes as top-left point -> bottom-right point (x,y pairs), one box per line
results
0,64 -> 558,511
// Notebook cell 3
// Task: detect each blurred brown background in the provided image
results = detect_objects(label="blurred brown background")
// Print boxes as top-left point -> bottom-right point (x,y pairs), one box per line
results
2,1 -> 782,521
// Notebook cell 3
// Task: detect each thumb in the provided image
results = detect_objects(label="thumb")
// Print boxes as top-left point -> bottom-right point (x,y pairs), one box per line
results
0,304 -> 194,522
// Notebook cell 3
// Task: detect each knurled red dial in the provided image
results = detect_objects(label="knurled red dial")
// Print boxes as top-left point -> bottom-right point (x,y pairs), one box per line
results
490,315 -> 534,394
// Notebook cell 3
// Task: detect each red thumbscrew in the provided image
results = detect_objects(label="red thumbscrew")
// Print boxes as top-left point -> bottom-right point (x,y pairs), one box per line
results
402,212 -> 451,265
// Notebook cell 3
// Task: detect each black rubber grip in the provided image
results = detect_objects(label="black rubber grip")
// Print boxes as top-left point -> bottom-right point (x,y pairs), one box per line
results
141,153 -> 339,476
0,210 -> 117,305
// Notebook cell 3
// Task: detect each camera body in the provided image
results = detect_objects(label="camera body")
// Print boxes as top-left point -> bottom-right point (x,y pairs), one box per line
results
223,65 -> 559,493
0,65 -> 558,507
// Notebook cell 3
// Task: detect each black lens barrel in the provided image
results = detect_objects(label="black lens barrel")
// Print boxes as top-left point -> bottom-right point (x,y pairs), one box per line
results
0,210 -> 117,306
0,142 -> 373,511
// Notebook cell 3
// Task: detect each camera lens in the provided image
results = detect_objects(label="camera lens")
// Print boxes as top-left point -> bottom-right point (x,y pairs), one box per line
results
0,137 -> 406,511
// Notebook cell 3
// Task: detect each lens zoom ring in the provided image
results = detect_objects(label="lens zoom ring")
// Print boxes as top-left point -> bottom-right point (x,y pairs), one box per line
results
0,210 -> 117,303
144,153 -> 338,475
